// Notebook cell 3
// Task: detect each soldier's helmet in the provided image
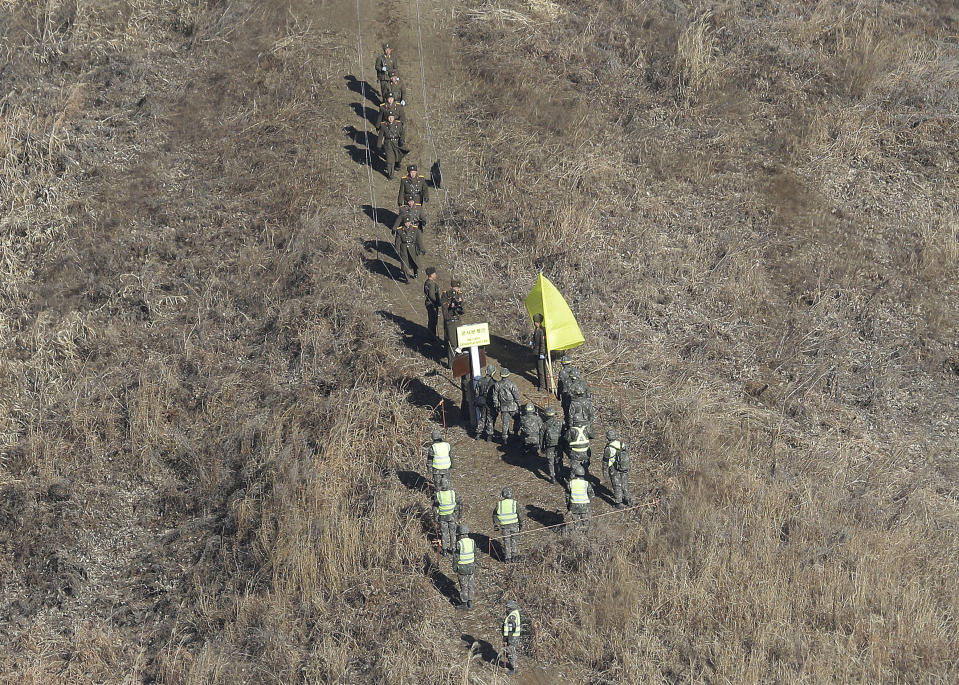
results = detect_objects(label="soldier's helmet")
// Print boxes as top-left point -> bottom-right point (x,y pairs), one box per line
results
486,365 -> 496,376
525,403 -> 535,413
506,599 -> 519,609
607,429 -> 619,440
431,429 -> 443,441
544,407 -> 556,416
457,523 -> 470,536
502,486 -> 513,499
500,367 -> 510,377
571,463 -> 585,477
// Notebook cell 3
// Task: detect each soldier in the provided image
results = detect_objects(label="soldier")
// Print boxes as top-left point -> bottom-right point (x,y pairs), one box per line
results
501,600 -> 522,675
564,421 -> 593,479
393,217 -> 420,282
529,313 -> 547,390
476,365 -> 498,441
424,429 -> 453,490
493,368 -> 521,444
392,197 -> 426,255
423,268 -> 441,339
556,356 -> 580,399
433,485 -> 462,554
376,91 -> 405,126
383,73 -> 406,105
541,406 -> 563,483
376,113 -> 407,180
565,381 -> 595,431
454,524 -> 475,609
374,43 -> 398,99
492,487 -> 524,562
398,164 -> 429,206
441,280 -> 464,369
566,463 -> 594,533
519,403 -> 544,460
604,430 -> 632,509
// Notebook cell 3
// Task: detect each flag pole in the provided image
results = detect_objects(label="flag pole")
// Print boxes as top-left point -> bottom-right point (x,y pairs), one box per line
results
546,348 -> 554,396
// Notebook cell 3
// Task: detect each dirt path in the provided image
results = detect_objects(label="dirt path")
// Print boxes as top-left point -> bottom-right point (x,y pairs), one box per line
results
325,0 -> 634,680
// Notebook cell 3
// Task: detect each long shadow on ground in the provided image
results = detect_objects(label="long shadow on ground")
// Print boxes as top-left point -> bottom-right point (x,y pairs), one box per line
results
428,560 -> 460,607
344,144 -> 372,168
471,531 -> 503,562
526,503 -> 563,528
378,310 -> 444,364
397,469 -> 431,494
461,634 -> 500,665
344,74 -> 379,103
499,443 -> 552,483
361,255 -> 408,282
363,204 -> 397,229
350,101 -> 379,126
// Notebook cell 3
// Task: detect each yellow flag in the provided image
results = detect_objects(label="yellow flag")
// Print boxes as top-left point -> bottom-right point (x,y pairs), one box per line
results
524,273 -> 585,351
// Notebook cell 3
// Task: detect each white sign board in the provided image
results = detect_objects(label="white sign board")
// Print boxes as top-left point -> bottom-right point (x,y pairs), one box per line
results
457,322 -> 490,348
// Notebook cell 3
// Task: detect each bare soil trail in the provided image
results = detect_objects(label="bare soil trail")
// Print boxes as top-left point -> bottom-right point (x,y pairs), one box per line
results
326,0 -> 645,680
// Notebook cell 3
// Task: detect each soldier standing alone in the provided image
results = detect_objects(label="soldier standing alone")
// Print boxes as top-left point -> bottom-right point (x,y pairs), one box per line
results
398,165 -> 429,206
374,43 -> 398,100
423,268 -> 441,340
454,524 -> 475,610
492,487 -> 524,562
530,313 -> 547,390
441,280 -> 464,369
501,600 -> 522,675
604,430 -> 632,509
376,113 -> 407,180
566,463 -> 594,533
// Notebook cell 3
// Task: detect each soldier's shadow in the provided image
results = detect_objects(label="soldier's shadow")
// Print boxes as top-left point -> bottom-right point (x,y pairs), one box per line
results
499,446 -> 550,482
488,334 -> 538,385
526,503 -> 563,528
378,310 -> 442,362
344,124 -> 372,146
363,204 -> 397,229
461,634 -> 499,665
344,144 -> 375,169
344,74 -> 379,103
361,254 -> 406,282
427,557 -> 460,606
393,373 -> 447,413
350,101 -> 379,126
471,532 -> 503,563
396,469 -> 431,494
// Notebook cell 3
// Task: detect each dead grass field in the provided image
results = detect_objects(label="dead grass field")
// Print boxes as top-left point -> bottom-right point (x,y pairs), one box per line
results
1,0 -> 957,683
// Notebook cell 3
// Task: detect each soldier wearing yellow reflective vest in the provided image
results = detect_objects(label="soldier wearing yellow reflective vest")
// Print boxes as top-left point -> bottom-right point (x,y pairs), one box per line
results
564,422 -> 594,479
454,524 -> 475,610
604,429 -> 632,509
566,463 -> 595,533
432,485 -> 462,554
492,487 -> 524,562
424,429 -> 454,490
501,599 -> 522,675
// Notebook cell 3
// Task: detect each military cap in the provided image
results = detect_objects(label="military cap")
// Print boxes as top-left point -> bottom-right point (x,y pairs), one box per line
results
382,42 -> 391,50
426,267 -> 436,276
407,164 -> 417,171
500,367 -> 510,377
532,313 -> 543,323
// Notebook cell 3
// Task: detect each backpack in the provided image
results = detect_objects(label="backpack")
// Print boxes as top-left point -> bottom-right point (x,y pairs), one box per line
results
520,414 -> 541,445
543,418 -> 563,446
568,398 -> 593,426
497,382 -> 518,411
476,376 -> 495,406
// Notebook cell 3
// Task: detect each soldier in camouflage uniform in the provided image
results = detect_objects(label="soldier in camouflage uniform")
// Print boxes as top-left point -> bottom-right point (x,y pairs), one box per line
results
566,463 -> 595,533
376,114 -> 407,180
433,485 -> 462,554
519,403 -> 544,460
604,430 -> 632,509
493,368 -> 521,444
393,217 -> 420,282
398,164 -> 429,206
492,487 -> 524,562
501,600 -> 522,675
424,429 -> 453,490
454,524 -> 476,610
374,43 -> 398,100
476,365 -> 498,441
541,406 -> 563,483
556,356 -> 580,399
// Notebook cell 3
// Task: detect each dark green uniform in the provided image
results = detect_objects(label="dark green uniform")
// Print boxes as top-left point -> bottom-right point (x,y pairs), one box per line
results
377,98 -> 405,126
442,287 -> 464,368
376,119 -> 407,179
393,201 -> 426,254
398,173 -> 429,206
531,323 -> 547,390
423,275 -> 441,338
374,49 -> 398,98
382,76 -> 406,105
393,221 -> 420,282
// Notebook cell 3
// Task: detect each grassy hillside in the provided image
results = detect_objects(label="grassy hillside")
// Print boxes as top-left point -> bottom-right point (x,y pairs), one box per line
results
0,0 -> 956,683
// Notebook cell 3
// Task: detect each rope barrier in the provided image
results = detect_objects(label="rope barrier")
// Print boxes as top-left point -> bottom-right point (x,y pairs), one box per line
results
353,0 -> 418,316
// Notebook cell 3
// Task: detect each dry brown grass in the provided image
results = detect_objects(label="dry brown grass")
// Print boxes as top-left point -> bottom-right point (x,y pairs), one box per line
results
1,0 -> 957,683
